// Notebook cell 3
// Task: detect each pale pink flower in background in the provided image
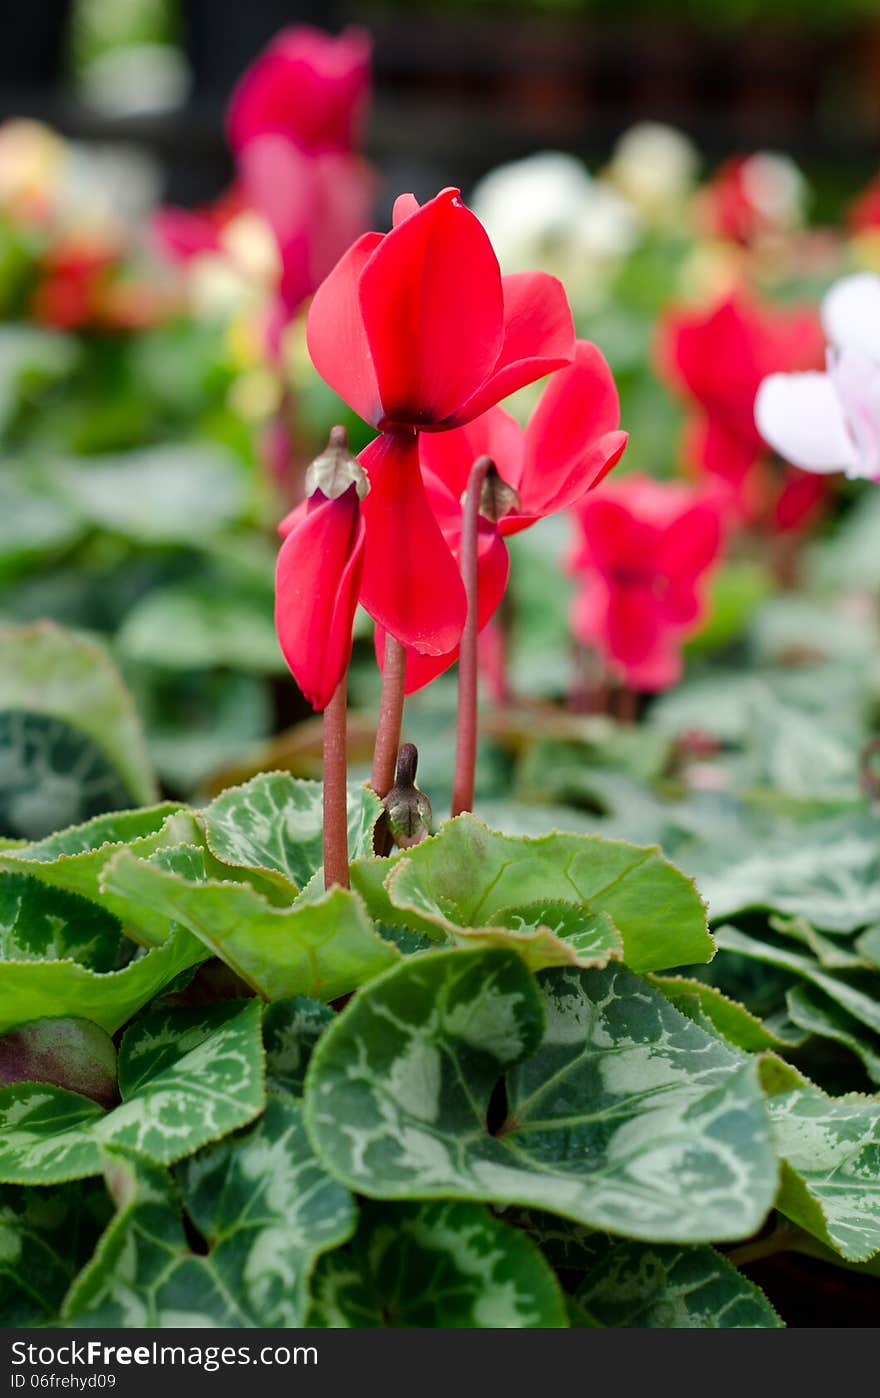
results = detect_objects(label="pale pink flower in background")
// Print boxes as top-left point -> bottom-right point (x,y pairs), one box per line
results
755,271 -> 880,481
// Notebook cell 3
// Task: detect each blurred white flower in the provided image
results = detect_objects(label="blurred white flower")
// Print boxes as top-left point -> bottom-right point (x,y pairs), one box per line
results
756,272 -> 880,480
606,122 -> 699,223
470,151 -> 641,309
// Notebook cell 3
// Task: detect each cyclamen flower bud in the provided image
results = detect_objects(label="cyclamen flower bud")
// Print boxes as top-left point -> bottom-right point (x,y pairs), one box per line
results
478,459 -> 521,524
305,424 -> 369,500
382,743 -> 432,849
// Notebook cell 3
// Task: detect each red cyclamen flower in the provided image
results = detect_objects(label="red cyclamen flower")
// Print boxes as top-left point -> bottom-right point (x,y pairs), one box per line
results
378,340 -> 628,693
306,186 -> 575,655
657,290 -> 824,524
569,475 -> 723,692
275,433 -> 367,711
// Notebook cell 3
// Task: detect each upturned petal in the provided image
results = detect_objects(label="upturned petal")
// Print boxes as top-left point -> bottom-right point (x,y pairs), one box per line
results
357,188 -> 505,427
454,271 -> 574,424
306,230 -> 384,426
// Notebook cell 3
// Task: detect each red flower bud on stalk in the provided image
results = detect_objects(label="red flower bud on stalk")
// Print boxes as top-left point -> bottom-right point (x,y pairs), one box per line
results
275,426 -> 368,713
275,427 -> 369,889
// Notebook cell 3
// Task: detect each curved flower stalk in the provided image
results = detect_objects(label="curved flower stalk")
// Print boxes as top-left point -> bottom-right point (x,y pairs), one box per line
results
373,340 -> 628,694
306,186 -> 575,657
657,289 -> 825,525
569,475 -> 724,693
755,272 -> 880,483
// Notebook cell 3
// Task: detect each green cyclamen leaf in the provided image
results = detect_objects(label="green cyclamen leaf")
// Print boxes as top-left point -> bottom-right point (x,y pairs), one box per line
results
0,805 -> 200,947
649,975 -> 807,1053
0,1179 -> 111,1326
203,773 -> 383,895
64,1096 -> 355,1327
307,1200 -> 566,1328
305,949 -> 776,1243
0,872 -> 125,971
101,847 -> 399,1002
715,925 -> 880,1039
767,1083 -> 880,1262
689,813 -> 880,932
0,927 -> 207,1037
350,814 -> 711,975
0,622 -> 157,808
0,1000 -> 264,1184
0,712 -> 134,843
573,1237 -> 782,1329
785,985 -> 880,1085
263,997 -> 334,1097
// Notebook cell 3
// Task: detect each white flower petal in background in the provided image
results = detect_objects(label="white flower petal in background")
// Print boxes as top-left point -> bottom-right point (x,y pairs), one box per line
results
573,182 -> 641,260
755,371 -> 858,475
470,151 -> 594,273
607,122 -> 699,222
821,272 -> 880,363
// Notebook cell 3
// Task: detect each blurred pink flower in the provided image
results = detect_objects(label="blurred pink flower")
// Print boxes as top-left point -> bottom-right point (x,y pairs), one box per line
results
569,475 -> 723,692
227,25 -> 371,155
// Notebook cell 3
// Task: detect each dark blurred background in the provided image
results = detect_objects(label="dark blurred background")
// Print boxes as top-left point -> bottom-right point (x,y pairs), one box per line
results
3,0 -> 880,211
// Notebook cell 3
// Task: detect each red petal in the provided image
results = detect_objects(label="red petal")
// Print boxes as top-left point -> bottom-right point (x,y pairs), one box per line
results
306,230 -> 384,426
510,340 -> 622,523
374,527 -> 510,693
658,501 -> 723,591
358,432 -> 466,654
358,188 -> 504,426
455,271 -> 574,423
501,431 -> 627,536
419,407 -> 525,502
606,583 -> 664,665
275,489 -> 365,711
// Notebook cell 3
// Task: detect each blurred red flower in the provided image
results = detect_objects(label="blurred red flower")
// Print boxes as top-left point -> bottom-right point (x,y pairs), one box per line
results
657,291 -> 825,525
306,187 -> 575,656
569,475 -> 724,692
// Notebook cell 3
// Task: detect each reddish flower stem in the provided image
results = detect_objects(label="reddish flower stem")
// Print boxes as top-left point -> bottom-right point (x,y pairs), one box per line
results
371,632 -> 408,798
322,679 -> 350,889
451,454 -> 493,817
